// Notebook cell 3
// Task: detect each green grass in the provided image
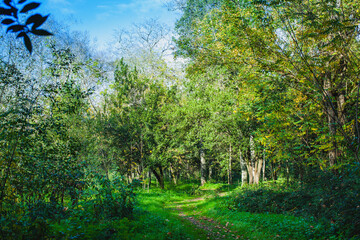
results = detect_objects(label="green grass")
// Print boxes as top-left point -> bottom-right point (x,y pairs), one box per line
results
135,189 -> 209,239
20,179 -> 355,240
132,182 -> 335,240
177,195 -> 328,240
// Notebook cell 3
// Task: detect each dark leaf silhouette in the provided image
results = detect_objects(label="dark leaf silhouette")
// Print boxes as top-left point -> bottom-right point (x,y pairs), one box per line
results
20,2 -> 40,13
31,29 -> 52,36
26,14 -> 48,29
0,1 -> 52,53
16,31 -> 26,38
6,24 -> 24,33
16,32 -> 32,53
23,33 -> 32,53
11,6 -> 18,18
1,18 -> 14,25
0,7 -> 12,15
3,0 -> 12,7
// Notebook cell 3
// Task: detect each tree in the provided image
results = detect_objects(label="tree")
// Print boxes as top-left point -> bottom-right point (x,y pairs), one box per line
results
220,0 -> 360,167
112,18 -> 177,83
100,59 -> 174,188
174,0 -> 360,180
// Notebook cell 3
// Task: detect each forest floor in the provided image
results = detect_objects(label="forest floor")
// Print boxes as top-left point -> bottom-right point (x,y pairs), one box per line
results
137,183 -> 332,240
168,192 -> 244,240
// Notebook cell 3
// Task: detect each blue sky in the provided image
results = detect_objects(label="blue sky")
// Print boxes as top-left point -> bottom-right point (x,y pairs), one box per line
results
40,0 -> 179,48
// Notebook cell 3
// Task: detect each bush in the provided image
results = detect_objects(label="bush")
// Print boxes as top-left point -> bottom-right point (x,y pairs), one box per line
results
0,173 -> 140,239
226,167 -> 360,239
89,174 -> 140,219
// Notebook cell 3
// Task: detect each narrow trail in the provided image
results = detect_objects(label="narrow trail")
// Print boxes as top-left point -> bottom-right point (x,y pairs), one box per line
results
168,192 -> 243,240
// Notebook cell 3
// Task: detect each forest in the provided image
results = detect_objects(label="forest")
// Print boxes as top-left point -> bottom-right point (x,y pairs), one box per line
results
0,0 -> 359,239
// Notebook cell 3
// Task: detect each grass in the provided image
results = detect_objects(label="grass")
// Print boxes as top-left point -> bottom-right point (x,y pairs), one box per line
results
178,195 -> 327,240
6,177 -> 354,239
135,188 -> 208,239
132,180 -> 342,240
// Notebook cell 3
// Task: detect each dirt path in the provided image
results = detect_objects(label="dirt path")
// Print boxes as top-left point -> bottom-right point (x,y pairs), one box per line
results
169,193 -> 242,240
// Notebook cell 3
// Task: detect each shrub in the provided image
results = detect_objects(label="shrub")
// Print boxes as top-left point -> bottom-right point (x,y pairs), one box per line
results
0,173 -> 140,239
81,173 -> 140,220
226,167 -> 360,239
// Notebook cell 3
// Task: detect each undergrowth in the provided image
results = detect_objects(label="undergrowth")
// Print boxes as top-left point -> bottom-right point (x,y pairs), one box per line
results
224,168 -> 360,239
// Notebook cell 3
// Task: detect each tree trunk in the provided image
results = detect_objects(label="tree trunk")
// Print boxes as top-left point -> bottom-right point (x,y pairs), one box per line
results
228,143 -> 232,185
324,74 -> 337,167
249,135 -> 256,184
200,148 -> 206,186
169,163 -> 177,185
247,135 -> 263,184
140,137 -> 145,188
270,161 -> 278,182
152,166 -> 164,189
262,148 -> 266,182
286,160 -> 290,186
338,91 -> 346,126
208,161 -> 213,180
246,162 -> 254,184
131,169 -> 135,181
253,158 -> 263,184
186,161 -> 191,180
240,150 -> 247,186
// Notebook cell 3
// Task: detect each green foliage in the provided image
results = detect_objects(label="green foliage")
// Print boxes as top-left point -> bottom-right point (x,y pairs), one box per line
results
2,0 -> 360,238
0,174 -> 139,239
225,168 -> 360,238
83,174 -> 140,220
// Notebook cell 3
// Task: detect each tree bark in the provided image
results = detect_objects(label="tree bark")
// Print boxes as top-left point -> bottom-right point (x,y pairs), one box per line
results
169,163 -> 177,185
262,148 -> 266,182
152,166 -> 164,189
249,135 -> 256,184
246,162 -> 254,184
286,160 -> 290,186
200,148 -> 206,186
228,143 -> 232,185
240,150 -> 247,186
246,135 -> 263,184
324,73 -> 337,167
208,161 -> 213,180
253,158 -> 263,184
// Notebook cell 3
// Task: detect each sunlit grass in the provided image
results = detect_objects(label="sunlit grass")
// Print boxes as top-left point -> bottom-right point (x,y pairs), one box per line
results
177,195 -> 327,240
135,181 -> 345,240
136,188 -> 208,239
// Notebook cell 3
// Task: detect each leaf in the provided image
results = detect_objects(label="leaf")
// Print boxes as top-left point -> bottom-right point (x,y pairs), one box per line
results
4,0 -> 12,7
18,0 -> 27,3
11,6 -> 18,19
1,18 -> 15,25
0,7 -> 12,16
16,32 -> 32,54
6,24 -> 24,33
16,31 -> 26,38
23,33 -> 32,54
26,14 -> 48,29
31,29 -> 52,36
20,2 -> 40,13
